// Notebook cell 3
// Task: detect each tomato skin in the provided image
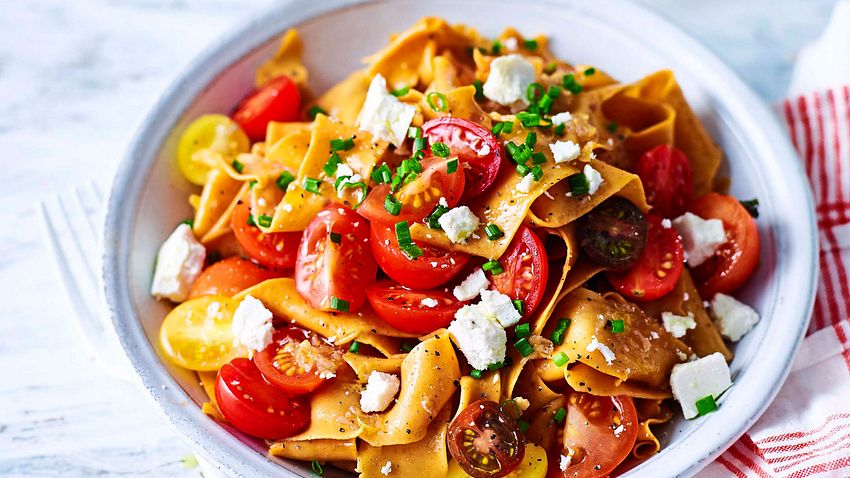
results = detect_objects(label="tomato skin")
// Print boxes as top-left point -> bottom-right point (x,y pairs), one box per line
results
253,328 -> 338,395
606,215 -> 684,301
634,144 -> 694,219
215,357 -> 311,440
448,400 -> 526,478
367,281 -> 464,334
177,114 -> 249,186
490,226 -> 549,317
548,394 -> 638,478
422,117 -> 504,199
358,156 -> 466,224
370,222 -> 470,289
189,256 -> 279,298
689,193 -> 760,297
578,197 -> 647,271
231,202 -> 301,270
295,204 -> 377,312
232,76 -> 301,142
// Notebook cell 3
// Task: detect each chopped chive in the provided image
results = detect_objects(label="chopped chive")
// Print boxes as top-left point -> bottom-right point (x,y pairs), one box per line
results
398,158 -> 423,176
427,204 -> 449,229
547,85 -> 562,98
490,40 -> 502,55
323,152 -> 342,176
390,174 -> 403,192
492,122 -> 504,136
553,351 -> 569,367
231,159 -> 244,173
432,142 -> 451,158
446,158 -> 459,174
394,221 -> 422,259
531,152 -> 547,165
523,38 -> 538,50
740,198 -> 759,218
246,213 -> 256,227
412,136 -> 427,154
338,181 -> 368,207
567,173 -> 590,196
544,62 -> 558,74
562,73 -> 583,95
517,419 -> 530,433
469,369 -> 483,379
473,79 -> 484,101
515,338 -> 533,357
348,341 -> 360,353
330,137 -> 355,152
607,121 -> 619,133
526,82 -> 544,103
553,407 -> 567,424
257,214 -> 273,228
515,323 -> 531,339
487,361 -> 505,371
408,126 -> 422,139
311,459 -> 323,476
276,171 -> 295,191
482,260 -> 504,275
554,123 -> 566,136
505,141 -> 519,159
530,164 -> 544,181
401,340 -> 417,353
525,132 -> 537,148
330,296 -> 349,313
304,177 -> 321,194
610,319 -> 625,334
551,318 -> 571,345
512,299 -> 525,315
330,231 -> 342,244
427,92 -> 448,112
500,121 -> 513,134
484,224 -> 504,240
516,111 -> 541,127
391,86 -> 410,97
180,218 -> 194,227
516,164 -> 530,176
248,179 -> 258,189
384,194 -> 402,216
538,94 -> 553,114
307,105 -> 327,120
370,164 -> 393,184
695,395 -> 718,416
584,67 -> 597,76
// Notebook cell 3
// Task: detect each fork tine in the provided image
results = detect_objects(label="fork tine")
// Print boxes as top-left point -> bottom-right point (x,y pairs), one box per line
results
90,181 -> 104,203
53,193 -> 100,289
72,186 -> 100,248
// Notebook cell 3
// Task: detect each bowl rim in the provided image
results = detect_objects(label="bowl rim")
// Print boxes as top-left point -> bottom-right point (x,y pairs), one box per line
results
103,1 -> 818,477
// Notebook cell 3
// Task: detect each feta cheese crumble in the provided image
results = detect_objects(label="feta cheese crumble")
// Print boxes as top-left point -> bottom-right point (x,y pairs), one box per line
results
516,173 -> 535,194
661,218 -> 672,229
583,164 -> 604,195
150,224 -> 206,302
586,335 -> 616,364
661,312 -> 697,338
360,371 -> 400,413
381,461 -> 393,475
670,352 -> 732,419
549,140 -> 581,163
231,295 -> 274,352
672,212 -> 727,267
478,289 -> 522,327
420,297 -> 439,308
550,111 -> 573,126
438,206 -> 479,243
482,54 -> 536,106
357,73 -> 416,146
438,197 -> 449,208
335,163 -> 354,179
560,455 -> 569,471
453,269 -> 490,301
448,309 -> 507,370
711,293 -> 760,342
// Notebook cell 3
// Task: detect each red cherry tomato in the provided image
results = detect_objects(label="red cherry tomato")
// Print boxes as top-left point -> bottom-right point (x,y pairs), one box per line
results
369,222 -> 470,289
634,144 -> 694,219
490,226 -> 549,317
253,327 -> 340,395
231,76 -> 301,142
422,117 -> 504,199
215,357 -> 310,440
366,281 -> 464,334
548,393 -> 638,478
447,400 -> 526,478
295,204 -> 377,313
606,215 -> 684,301
189,257 -> 279,298
358,156 -> 465,224
231,202 -> 301,270
689,193 -> 760,298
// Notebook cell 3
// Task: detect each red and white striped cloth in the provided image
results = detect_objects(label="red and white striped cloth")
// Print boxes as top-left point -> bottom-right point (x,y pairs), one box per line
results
698,87 -> 850,478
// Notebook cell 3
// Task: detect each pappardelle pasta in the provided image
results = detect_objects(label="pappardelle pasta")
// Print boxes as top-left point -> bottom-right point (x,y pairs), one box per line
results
151,17 -> 763,478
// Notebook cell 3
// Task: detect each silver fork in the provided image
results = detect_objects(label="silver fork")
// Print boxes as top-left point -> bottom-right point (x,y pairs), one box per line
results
38,182 -> 133,381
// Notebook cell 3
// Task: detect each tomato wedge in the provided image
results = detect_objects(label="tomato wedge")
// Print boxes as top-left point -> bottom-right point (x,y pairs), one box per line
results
548,393 -> 638,478
232,76 -> 301,142
231,202 -> 301,270
606,215 -> 684,301
358,156 -> 465,224
490,226 -> 549,317
366,281 -> 464,334
254,327 -> 341,395
370,222 -> 470,289
422,117 -> 504,199
189,256 -> 279,298
215,357 -> 310,440
634,144 -> 694,219
295,204 -> 377,313
448,400 -> 526,478
689,193 -> 760,298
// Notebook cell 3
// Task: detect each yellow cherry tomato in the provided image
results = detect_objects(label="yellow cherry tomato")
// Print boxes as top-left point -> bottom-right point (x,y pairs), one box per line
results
159,295 -> 248,371
447,443 -> 548,478
177,114 -> 250,186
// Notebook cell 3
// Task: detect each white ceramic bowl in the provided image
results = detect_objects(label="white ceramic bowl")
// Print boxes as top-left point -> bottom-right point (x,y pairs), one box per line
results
103,1 -> 818,476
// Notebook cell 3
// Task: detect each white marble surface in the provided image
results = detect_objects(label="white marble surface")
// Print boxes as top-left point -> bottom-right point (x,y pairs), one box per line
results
0,1 -> 837,476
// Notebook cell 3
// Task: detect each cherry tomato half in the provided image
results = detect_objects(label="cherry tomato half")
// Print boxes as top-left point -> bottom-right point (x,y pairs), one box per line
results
177,114 -> 249,186
577,196 -> 647,271
606,215 -> 684,301
215,357 -> 310,440
370,222 -> 470,289
448,400 -> 526,478
634,144 -> 694,219
689,193 -> 760,298
422,117 -> 504,199
359,156 -> 465,224
254,327 -> 341,395
490,226 -> 549,318
295,204 -> 377,313
189,256 -> 279,298
366,281 -> 464,335
232,76 -> 301,142
548,393 -> 638,478
231,202 -> 301,270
